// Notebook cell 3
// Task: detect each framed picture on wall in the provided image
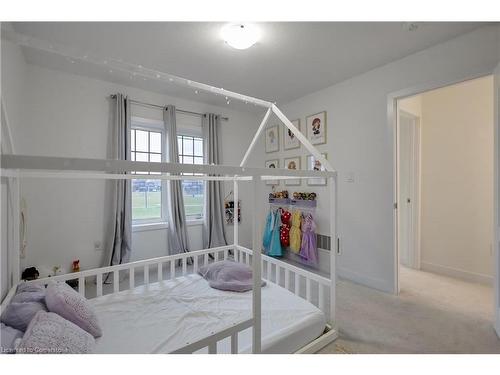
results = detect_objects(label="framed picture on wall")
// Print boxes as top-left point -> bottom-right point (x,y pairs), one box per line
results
307,153 -> 328,186
265,159 -> 279,186
284,156 -> 301,186
306,111 -> 327,145
265,125 -> 279,153
283,119 -> 301,150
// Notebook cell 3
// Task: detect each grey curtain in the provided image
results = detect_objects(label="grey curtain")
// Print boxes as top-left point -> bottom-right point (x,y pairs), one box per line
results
164,105 -> 190,256
202,113 -> 228,248
105,93 -> 132,266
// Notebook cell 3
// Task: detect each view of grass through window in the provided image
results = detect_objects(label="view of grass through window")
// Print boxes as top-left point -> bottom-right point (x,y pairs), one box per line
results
131,128 -> 163,221
131,127 -> 204,222
178,135 -> 204,220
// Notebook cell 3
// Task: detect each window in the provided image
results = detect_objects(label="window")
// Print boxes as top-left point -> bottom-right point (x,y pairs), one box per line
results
178,135 -> 204,220
130,116 -> 204,225
131,127 -> 164,223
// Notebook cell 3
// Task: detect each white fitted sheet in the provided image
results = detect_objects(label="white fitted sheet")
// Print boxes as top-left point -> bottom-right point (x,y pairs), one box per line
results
92,274 -> 325,353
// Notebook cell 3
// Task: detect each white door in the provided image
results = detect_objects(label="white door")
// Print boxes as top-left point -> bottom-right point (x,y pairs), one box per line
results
398,111 -> 420,269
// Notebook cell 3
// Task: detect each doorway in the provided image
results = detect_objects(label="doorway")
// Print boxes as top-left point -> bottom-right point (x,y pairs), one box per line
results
393,74 -> 498,337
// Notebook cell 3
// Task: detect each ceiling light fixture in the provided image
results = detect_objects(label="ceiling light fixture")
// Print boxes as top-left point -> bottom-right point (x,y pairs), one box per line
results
221,23 -> 260,50
402,22 -> 419,32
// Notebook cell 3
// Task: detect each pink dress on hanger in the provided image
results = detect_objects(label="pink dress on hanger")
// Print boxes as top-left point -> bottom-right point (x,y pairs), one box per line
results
299,213 -> 318,266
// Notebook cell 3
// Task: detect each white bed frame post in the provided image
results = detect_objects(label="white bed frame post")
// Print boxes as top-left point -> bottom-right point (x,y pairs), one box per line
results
11,173 -> 20,284
329,175 -> 337,327
251,177 -> 263,354
233,179 -> 239,261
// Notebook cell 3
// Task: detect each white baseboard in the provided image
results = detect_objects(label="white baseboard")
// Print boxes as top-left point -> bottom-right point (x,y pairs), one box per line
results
420,261 -> 493,285
338,266 -> 395,294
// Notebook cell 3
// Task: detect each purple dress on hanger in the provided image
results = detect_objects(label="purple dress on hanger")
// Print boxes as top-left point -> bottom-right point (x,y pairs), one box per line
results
299,213 -> 318,266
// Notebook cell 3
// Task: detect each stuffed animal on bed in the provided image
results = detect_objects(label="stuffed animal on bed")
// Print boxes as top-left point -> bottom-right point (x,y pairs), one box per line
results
21,267 -> 40,281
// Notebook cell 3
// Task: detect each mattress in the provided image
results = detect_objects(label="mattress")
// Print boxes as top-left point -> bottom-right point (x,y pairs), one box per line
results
91,274 -> 325,354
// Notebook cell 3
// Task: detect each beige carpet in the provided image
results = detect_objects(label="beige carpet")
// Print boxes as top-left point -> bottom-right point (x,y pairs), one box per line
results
318,267 -> 500,354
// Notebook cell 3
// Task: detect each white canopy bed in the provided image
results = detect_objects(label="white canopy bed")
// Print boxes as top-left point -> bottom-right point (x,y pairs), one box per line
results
0,69 -> 338,354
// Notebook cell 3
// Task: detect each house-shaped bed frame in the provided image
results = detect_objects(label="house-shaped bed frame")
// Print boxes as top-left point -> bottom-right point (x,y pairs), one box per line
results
0,58 -> 338,354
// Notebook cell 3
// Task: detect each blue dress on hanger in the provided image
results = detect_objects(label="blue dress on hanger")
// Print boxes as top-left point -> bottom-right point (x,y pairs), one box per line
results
262,209 -> 274,253
268,208 -> 283,257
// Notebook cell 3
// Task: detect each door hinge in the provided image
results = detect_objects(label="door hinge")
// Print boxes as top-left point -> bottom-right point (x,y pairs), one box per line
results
394,202 -> 398,209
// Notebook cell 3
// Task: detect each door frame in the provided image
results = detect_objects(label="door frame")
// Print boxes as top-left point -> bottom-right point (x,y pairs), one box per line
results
397,110 -> 421,271
388,72 -> 497,301
494,63 -> 500,337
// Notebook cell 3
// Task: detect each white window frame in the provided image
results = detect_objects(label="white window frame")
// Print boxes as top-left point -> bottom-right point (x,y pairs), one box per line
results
177,116 -> 205,224
131,116 -> 168,229
177,132 -> 205,223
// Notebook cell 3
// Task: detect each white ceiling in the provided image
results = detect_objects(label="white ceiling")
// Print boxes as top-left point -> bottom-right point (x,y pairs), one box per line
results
10,22 -> 486,108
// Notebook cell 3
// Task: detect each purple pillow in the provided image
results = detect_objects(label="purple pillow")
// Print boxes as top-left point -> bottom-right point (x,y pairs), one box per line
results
16,283 -> 45,294
45,282 -> 102,338
198,260 -> 266,292
0,301 -> 47,332
1,323 -> 24,353
17,311 -> 95,354
12,283 -> 46,304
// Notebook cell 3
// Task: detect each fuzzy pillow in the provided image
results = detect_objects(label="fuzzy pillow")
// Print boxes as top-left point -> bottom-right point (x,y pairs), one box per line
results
1,323 -> 24,353
17,311 -> 94,354
198,260 -> 266,292
16,283 -> 45,294
45,282 -> 102,338
12,283 -> 46,304
0,301 -> 47,332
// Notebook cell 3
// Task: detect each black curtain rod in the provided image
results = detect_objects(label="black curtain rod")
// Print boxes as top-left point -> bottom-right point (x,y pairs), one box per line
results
109,95 -> 229,121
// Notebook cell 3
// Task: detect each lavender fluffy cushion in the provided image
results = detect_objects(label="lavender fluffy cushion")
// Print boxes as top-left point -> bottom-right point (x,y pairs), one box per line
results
0,301 -> 47,332
45,282 -> 102,338
17,311 -> 94,354
198,260 -> 266,292
12,283 -> 46,304
1,323 -> 24,353
16,283 -> 45,294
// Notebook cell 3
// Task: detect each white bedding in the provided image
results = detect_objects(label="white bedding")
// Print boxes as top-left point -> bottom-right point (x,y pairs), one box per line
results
91,274 -> 325,353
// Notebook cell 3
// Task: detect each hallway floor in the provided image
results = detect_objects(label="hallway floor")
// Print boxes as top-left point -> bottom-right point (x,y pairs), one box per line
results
319,267 -> 500,353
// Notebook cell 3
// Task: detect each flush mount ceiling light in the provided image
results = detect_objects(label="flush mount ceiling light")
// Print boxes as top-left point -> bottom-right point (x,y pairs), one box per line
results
402,22 -> 419,32
221,23 -> 260,50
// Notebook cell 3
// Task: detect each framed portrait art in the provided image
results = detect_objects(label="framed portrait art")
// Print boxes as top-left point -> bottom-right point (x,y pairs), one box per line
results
265,125 -> 279,153
307,153 -> 328,186
284,156 -> 301,186
265,159 -> 279,186
306,111 -> 327,145
283,119 -> 301,150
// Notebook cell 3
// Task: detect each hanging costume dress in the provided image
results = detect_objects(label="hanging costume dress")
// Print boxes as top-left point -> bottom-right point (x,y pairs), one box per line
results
262,209 -> 274,253
299,213 -> 318,266
268,209 -> 283,257
289,210 -> 302,253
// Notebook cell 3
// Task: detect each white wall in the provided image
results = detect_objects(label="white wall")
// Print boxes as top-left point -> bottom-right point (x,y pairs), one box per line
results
2,46 -> 264,276
279,25 -> 500,292
419,76 -> 494,283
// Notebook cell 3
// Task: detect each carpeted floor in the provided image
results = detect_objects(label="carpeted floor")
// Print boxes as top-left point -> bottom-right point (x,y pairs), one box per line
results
318,267 -> 500,354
